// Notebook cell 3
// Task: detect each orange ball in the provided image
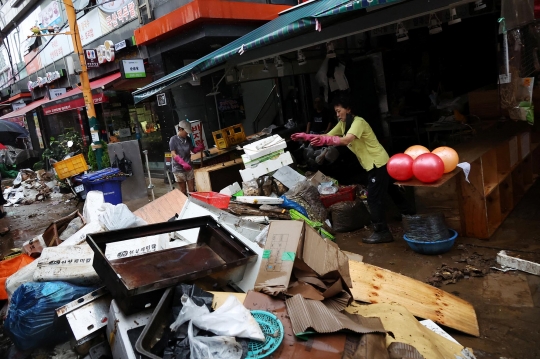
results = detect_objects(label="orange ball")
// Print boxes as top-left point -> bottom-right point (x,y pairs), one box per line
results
432,146 -> 459,173
404,145 -> 430,160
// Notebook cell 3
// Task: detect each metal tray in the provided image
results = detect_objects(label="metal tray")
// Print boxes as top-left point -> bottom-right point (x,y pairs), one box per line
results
135,287 -> 174,359
87,216 -> 257,314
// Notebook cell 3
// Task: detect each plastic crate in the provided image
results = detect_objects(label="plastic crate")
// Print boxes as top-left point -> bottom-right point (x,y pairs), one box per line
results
212,124 -> 247,149
191,191 -> 231,209
53,154 -> 88,179
320,185 -> 357,208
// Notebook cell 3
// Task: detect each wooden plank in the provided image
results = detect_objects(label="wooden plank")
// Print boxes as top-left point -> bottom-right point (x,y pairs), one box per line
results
134,189 -> 188,224
460,159 -> 489,238
349,260 -> 480,337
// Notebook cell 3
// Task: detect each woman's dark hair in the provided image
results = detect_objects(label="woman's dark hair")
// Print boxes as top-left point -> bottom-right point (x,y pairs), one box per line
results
331,93 -> 353,111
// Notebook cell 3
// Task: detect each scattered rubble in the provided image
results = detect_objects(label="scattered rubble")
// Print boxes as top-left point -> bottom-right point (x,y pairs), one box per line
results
3,169 -> 61,206
427,252 -> 494,287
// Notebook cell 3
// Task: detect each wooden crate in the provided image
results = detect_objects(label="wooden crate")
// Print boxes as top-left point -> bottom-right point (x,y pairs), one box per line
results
398,128 -> 538,239
194,159 -> 244,192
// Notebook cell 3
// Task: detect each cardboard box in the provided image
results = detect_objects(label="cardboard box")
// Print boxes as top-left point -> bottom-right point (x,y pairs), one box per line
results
240,152 -> 293,182
254,221 -> 352,298
22,235 -> 46,257
307,171 -> 336,186
241,149 -> 284,169
242,135 -> 287,161
254,221 -> 305,295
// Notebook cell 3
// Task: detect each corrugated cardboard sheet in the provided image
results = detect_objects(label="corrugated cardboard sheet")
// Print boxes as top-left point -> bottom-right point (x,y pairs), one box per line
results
285,294 -> 386,336
244,291 -> 347,359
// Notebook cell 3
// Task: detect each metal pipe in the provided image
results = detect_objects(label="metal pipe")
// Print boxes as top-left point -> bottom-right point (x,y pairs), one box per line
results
143,149 -> 155,201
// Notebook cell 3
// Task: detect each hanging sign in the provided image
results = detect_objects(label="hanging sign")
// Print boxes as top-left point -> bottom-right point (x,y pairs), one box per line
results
96,40 -> 115,64
120,59 -> 146,79
27,70 -> 64,91
85,49 -> 99,68
50,88 -> 67,98
114,40 -> 127,51
157,93 -> 166,106
12,100 -> 26,111
189,120 -> 208,150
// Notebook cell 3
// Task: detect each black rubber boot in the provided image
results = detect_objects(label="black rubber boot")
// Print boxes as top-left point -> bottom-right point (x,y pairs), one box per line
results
363,223 -> 394,244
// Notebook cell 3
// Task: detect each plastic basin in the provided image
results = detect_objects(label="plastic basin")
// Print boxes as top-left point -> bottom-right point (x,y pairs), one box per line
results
403,229 -> 458,255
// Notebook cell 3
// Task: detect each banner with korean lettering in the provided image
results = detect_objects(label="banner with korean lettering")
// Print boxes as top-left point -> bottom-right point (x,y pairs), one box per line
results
189,120 -> 208,150
40,28 -> 73,67
97,0 -> 138,32
78,9 -> 104,46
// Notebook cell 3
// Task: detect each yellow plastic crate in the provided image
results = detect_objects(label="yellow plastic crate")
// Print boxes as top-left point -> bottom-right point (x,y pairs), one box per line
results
53,154 -> 88,179
212,124 -> 247,149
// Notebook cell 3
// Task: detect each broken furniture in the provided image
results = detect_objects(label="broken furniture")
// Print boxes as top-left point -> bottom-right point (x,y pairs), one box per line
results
43,210 -> 86,247
194,158 -> 244,192
397,128 -> 540,239
87,216 -> 257,314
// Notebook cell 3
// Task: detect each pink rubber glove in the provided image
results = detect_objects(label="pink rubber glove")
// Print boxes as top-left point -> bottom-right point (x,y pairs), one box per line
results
193,143 -> 205,154
310,135 -> 341,147
174,155 -> 192,171
291,133 -> 317,142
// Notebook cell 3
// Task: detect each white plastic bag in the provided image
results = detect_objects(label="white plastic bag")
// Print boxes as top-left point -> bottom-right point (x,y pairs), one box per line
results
193,295 -> 264,341
171,295 -> 264,341
83,191 -> 105,223
188,321 -> 242,359
98,203 -> 147,230
170,294 -> 210,332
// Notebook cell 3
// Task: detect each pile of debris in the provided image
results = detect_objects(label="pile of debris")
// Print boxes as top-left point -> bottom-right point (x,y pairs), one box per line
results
2,169 -> 61,206
427,251 -> 493,287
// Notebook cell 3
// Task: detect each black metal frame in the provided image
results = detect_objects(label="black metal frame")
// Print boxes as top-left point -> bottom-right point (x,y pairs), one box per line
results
87,216 -> 257,314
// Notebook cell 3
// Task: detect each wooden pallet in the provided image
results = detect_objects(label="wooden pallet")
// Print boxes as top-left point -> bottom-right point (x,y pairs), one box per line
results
133,189 -> 187,224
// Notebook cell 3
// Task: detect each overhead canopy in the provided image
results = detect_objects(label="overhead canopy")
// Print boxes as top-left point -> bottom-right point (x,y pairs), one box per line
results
132,0 -> 399,103
42,72 -> 121,115
0,97 -> 50,120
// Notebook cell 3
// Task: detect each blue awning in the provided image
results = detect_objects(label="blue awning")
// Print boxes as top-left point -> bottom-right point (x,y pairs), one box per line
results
133,0 -> 398,103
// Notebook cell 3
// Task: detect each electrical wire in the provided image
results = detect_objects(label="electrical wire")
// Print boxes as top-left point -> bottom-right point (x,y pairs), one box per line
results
0,4 -> 135,89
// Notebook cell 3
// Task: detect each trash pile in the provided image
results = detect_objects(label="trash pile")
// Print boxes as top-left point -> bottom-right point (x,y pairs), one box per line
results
215,135 -> 370,239
2,168 -> 63,206
0,185 -> 482,359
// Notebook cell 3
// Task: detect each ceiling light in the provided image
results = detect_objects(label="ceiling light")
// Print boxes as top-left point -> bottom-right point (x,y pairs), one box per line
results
274,55 -> 284,69
326,42 -> 336,58
428,13 -> 442,35
262,59 -> 269,73
297,50 -> 307,66
448,8 -> 461,25
395,22 -> 409,42
474,0 -> 486,11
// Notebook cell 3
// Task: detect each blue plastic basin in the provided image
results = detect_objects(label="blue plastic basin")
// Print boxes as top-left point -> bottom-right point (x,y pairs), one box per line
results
403,229 -> 458,255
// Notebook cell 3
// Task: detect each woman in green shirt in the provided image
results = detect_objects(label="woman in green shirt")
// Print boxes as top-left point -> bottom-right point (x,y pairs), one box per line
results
292,95 -> 412,244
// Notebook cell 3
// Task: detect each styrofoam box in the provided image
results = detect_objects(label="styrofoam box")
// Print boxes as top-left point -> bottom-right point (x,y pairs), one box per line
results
242,135 -> 287,161
239,152 -> 293,182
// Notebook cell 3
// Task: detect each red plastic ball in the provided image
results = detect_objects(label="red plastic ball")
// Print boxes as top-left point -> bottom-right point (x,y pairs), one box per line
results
412,153 -> 445,183
387,153 -> 414,181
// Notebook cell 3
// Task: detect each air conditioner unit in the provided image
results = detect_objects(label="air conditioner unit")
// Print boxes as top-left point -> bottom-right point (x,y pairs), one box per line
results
11,0 -> 24,8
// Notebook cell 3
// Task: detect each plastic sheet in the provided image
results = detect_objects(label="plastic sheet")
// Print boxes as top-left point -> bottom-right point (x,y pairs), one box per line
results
188,321 -> 243,359
402,213 -> 449,242
280,196 -> 309,218
4,281 -> 96,351
0,255 -> 34,300
98,203 -> 147,230
329,200 -> 371,233
83,191 -> 105,223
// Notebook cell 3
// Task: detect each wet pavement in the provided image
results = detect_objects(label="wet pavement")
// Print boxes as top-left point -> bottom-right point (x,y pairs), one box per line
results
335,179 -> 540,359
0,177 -> 539,358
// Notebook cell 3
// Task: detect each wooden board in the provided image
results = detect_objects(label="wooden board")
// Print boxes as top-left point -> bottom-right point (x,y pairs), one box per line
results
133,189 -> 188,224
194,159 -> 244,192
348,260 -> 480,337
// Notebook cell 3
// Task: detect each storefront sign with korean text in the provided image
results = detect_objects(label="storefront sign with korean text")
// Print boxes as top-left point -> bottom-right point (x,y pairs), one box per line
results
85,49 -> 99,68
12,100 -> 26,111
190,120 -> 208,149
98,0 -> 137,29
121,59 -> 146,79
50,88 -> 67,98
27,70 -> 64,91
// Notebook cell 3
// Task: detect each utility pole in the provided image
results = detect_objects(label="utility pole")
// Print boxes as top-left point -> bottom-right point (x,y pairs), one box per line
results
63,0 -> 103,168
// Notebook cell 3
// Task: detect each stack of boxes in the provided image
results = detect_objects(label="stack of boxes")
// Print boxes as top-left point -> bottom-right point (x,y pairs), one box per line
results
239,135 -> 293,182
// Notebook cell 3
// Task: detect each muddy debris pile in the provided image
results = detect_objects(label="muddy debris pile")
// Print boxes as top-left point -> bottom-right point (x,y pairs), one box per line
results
427,251 -> 493,287
2,169 -> 60,206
